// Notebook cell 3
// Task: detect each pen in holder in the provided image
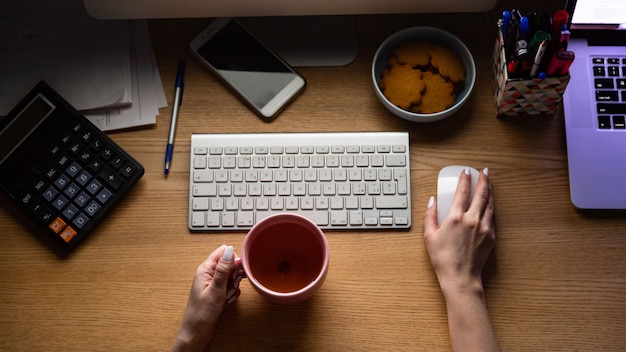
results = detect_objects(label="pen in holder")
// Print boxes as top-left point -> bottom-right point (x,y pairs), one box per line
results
492,30 -> 570,116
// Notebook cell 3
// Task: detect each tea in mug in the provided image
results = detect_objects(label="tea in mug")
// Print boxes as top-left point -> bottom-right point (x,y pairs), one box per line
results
247,222 -> 325,293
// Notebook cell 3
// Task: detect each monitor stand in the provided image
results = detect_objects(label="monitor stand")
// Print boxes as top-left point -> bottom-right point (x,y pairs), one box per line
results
239,16 -> 358,67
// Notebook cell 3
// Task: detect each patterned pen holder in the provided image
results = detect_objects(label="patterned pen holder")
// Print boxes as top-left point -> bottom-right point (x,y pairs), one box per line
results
492,31 -> 570,116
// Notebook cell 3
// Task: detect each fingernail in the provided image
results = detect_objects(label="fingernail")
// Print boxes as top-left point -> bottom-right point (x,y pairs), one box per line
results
226,288 -> 236,300
233,275 -> 243,288
427,196 -> 435,208
483,168 -> 489,176
464,167 -> 471,176
222,245 -> 234,262
227,294 -> 237,305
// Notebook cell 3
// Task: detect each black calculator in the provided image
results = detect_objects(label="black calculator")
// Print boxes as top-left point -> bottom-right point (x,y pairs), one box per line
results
0,81 -> 144,252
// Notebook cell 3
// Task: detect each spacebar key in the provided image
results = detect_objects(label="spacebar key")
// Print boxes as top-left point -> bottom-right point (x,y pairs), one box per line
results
256,211 -> 329,226
375,196 -> 408,209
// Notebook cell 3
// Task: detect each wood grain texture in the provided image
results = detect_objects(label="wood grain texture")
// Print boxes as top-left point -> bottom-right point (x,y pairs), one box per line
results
1,6 -> 625,351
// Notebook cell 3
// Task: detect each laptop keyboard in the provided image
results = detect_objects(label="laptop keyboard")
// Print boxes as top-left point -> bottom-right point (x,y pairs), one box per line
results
188,132 -> 411,231
592,56 -> 626,130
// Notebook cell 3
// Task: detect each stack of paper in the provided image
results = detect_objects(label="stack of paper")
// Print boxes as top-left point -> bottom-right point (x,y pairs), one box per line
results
0,0 -> 166,131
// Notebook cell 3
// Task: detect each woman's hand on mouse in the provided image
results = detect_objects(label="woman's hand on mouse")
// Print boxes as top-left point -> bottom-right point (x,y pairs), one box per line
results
423,168 -> 499,352
424,167 -> 495,293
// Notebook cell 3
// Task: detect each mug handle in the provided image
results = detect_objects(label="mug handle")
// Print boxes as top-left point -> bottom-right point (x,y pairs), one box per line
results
233,257 -> 246,278
234,257 -> 242,269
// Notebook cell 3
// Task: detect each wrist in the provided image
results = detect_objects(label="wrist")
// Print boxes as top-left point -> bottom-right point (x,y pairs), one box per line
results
171,320 -> 212,352
439,276 -> 486,303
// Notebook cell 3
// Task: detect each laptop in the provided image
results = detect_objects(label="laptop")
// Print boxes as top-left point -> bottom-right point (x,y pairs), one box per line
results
562,0 -> 626,209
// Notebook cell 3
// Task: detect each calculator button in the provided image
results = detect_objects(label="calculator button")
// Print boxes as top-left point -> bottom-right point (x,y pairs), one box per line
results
49,217 -> 66,234
29,201 -> 44,215
59,226 -> 78,243
63,204 -> 80,220
34,179 -> 46,192
88,158 -> 104,172
121,163 -> 137,178
96,188 -> 113,204
54,174 -> 71,189
76,170 -> 92,186
74,191 -> 91,207
51,145 -> 62,156
52,195 -> 69,211
86,179 -> 102,195
57,154 -> 71,168
73,213 -> 89,229
100,146 -> 114,160
99,166 -> 123,189
79,129 -> 93,143
44,167 -> 59,180
84,200 -> 101,216
66,162 -> 82,177
111,156 -> 124,169
64,183 -> 80,199
71,122 -> 83,133
43,186 -> 59,202
38,209 -> 55,225
79,150 -> 94,163
69,141 -> 82,155
60,133 -> 72,144
19,192 -> 34,206
90,138 -> 104,151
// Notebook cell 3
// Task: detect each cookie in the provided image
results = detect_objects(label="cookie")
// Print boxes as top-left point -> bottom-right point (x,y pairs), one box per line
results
429,45 -> 466,83
413,71 -> 455,114
379,64 -> 426,110
392,39 -> 433,67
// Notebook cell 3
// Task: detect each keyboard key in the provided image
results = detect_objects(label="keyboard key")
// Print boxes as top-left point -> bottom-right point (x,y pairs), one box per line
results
331,211 -> 348,225
375,196 -> 408,209
598,116 -> 611,129
237,212 -> 254,226
191,212 -> 205,227
597,103 -> 626,115
595,78 -> 614,89
257,210 -> 329,226
614,116 -> 625,129
596,91 -> 619,102
192,197 -> 209,210
386,154 -> 406,166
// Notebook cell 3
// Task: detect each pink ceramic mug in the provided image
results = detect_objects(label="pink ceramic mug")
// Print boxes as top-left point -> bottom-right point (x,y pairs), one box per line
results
234,213 -> 329,304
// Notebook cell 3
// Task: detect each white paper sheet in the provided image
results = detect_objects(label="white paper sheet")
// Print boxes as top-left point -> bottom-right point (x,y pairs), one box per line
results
0,0 -> 133,114
85,21 -> 167,131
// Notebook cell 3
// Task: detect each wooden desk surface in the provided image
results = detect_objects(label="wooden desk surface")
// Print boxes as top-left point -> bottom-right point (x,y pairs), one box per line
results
2,9 -> 625,352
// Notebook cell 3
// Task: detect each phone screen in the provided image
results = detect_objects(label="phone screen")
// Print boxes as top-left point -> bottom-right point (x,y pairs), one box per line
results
195,20 -> 302,114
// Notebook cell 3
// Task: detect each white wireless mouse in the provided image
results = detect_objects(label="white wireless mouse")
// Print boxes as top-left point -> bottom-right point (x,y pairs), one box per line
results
437,166 -> 479,225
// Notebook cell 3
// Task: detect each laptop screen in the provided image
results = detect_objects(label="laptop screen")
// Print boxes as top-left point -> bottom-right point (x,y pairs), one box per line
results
569,0 -> 626,30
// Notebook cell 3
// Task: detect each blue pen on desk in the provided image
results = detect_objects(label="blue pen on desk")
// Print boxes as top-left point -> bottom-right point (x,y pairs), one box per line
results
164,60 -> 185,177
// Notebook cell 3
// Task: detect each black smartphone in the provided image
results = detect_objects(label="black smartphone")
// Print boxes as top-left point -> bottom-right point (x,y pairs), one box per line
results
190,18 -> 306,121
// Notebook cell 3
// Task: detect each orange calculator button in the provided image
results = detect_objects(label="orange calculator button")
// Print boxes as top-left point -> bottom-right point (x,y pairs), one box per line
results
49,217 -> 67,234
59,226 -> 78,243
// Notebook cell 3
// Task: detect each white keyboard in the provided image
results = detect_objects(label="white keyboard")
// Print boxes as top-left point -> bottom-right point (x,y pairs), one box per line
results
188,132 -> 411,231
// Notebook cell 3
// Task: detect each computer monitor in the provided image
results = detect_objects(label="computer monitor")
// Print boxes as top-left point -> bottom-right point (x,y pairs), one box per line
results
82,0 -> 496,66
82,0 -> 496,19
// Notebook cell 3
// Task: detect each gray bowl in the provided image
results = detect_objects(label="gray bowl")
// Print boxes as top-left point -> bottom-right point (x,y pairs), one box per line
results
372,26 -> 476,123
